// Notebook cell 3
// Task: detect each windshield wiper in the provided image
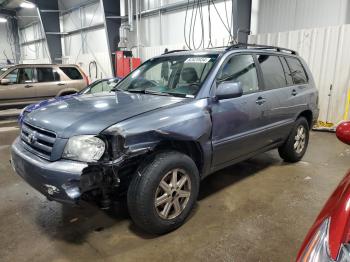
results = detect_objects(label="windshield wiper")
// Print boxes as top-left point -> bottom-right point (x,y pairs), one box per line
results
163,92 -> 188,98
124,89 -> 171,96
145,90 -> 170,96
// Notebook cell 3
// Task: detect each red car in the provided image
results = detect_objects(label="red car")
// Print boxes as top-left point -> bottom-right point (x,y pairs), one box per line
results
296,121 -> 350,261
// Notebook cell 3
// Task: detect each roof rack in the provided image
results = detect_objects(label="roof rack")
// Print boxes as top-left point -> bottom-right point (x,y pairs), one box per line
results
226,43 -> 298,55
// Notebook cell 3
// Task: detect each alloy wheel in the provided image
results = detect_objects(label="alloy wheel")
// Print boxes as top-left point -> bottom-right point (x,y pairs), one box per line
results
294,125 -> 306,154
154,168 -> 191,220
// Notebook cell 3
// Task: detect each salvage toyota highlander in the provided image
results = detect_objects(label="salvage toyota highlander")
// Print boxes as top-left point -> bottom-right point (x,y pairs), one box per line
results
11,44 -> 319,234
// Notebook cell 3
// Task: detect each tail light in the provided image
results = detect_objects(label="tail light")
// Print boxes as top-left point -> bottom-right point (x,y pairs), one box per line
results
79,67 -> 90,86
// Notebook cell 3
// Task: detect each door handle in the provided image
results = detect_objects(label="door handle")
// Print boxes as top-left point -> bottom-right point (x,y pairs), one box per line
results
292,89 -> 297,96
256,96 -> 266,105
24,85 -> 33,88
57,83 -> 65,86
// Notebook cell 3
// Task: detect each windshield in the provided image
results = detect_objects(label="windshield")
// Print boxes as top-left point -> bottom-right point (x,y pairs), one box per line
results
116,55 -> 218,97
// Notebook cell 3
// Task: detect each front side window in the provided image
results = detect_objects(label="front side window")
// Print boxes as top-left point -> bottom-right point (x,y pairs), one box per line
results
257,55 -> 287,90
18,68 -> 34,84
116,55 -> 218,97
285,57 -> 308,85
217,54 -> 259,94
3,69 -> 19,84
2,68 -> 34,85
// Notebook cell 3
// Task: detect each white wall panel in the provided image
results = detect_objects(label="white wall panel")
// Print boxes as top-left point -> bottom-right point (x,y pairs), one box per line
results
61,9 -> 81,31
255,0 -> 349,34
249,25 -> 350,124
127,1 -> 235,50
19,23 -> 50,63
60,2 -> 112,79
83,2 -> 103,26
0,23 -> 17,64
62,28 -> 112,79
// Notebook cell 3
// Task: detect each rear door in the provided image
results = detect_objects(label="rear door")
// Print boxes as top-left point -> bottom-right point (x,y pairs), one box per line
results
255,54 -> 294,144
33,66 -> 63,99
211,53 -> 267,168
0,67 -> 37,102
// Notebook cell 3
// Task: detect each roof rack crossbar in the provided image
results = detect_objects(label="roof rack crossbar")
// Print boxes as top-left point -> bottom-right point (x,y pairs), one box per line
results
226,43 -> 298,55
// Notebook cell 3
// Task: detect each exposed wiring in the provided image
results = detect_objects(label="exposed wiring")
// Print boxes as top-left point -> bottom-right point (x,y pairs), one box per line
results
184,0 -> 234,50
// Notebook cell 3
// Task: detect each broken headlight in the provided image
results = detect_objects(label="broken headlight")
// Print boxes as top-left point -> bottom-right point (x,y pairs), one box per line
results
63,135 -> 105,162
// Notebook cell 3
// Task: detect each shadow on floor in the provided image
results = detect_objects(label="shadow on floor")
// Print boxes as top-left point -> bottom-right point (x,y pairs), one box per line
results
34,151 -> 282,243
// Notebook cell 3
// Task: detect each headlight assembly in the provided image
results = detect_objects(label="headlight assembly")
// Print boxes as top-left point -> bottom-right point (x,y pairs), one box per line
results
63,135 -> 105,162
299,218 -> 331,262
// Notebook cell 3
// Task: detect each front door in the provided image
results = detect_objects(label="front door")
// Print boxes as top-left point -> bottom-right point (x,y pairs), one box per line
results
0,67 -> 36,103
211,54 -> 267,169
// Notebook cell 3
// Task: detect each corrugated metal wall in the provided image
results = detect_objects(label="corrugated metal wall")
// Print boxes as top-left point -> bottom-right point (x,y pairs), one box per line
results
255,0 -> 349,34
60,1 -> 112,79
249,25 -> 350,124
19,23 -> 51,64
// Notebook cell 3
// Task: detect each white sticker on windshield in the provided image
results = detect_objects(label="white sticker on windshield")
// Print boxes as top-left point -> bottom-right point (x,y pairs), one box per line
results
185,57 -> 211,63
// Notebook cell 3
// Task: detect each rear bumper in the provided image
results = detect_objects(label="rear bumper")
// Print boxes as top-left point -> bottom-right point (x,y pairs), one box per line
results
11,137 -> 87,204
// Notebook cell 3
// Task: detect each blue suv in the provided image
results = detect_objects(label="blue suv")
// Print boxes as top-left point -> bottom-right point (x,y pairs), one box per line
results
11,44 -> 319,234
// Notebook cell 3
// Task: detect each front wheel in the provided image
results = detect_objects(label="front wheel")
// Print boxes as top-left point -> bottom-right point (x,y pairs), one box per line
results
127,151 -> 199,235
278,117 -> 310,162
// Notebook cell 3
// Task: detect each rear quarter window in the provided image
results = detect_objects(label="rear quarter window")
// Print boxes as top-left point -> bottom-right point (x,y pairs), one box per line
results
60,67 -> 83,80
285,57 -> 308,84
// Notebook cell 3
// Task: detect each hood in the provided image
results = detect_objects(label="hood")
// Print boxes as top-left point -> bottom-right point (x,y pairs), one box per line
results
27,94 -> 77,112
24,92 -> 185,138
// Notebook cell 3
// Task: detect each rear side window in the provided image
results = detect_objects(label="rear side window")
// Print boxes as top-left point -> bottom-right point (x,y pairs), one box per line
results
256,55 -> 286,90
285,57 -> 308,84
60,67 -> 83,80
36,68 -> 59,82
217,54 -> 259,94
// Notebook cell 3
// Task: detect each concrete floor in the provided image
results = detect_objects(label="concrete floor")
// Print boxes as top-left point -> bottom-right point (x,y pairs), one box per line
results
0,128 -> 349,262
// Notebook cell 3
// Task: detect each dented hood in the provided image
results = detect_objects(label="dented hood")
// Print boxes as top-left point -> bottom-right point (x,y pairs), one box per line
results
24,92 -> 185,138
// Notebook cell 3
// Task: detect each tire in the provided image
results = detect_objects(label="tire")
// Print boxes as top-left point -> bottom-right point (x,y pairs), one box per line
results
127,151 -> 199,235
278,117 -> 310,163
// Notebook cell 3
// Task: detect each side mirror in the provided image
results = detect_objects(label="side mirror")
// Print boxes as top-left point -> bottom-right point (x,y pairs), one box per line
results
0,79 -> 10,85
336,121 -> 350,145
216,81 -> 243,100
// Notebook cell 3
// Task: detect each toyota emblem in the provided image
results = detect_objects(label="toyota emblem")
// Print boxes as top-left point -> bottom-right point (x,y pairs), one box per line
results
28,131 -> 37,144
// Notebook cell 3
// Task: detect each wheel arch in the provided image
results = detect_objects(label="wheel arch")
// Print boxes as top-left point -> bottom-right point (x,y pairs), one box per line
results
297,110 -> 313,128
57,88 -> 78,96
152,140 -> 204,176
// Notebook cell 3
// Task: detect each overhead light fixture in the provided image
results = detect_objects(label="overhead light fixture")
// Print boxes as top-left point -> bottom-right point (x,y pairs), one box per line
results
0,17 -> 7,23
20,1 -> 36,9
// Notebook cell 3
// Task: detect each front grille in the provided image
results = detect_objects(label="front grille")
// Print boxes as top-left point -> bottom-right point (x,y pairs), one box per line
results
20,122 -> 56,160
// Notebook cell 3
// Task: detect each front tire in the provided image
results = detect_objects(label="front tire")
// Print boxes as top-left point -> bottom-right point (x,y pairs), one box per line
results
127,151 -> 199,235
278,117 -> 310,162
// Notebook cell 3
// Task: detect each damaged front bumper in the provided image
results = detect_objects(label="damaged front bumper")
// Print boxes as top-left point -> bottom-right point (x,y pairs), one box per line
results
11,137 -> 88,204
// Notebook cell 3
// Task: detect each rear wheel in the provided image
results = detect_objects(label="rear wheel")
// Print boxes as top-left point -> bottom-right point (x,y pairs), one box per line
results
278,117 -> 309,162
127,151 -> 199,235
